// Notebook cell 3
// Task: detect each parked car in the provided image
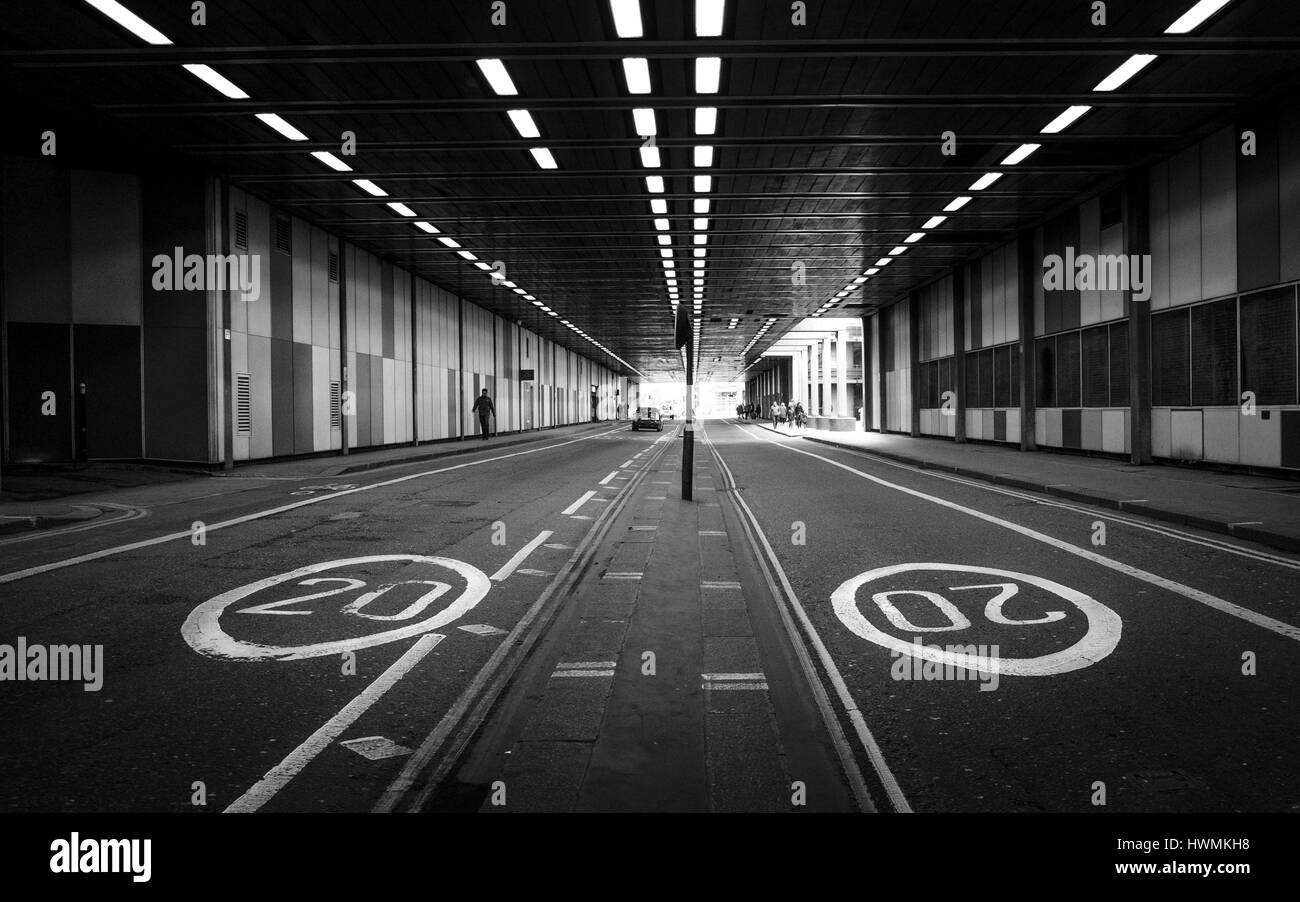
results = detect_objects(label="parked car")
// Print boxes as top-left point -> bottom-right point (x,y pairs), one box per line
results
659,403 -> 677,420
631,407 -> 663,431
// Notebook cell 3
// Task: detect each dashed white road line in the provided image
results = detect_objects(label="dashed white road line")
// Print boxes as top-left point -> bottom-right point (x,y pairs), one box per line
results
562,491 -> 597,516
225,632 -> 444,813
489,530 -> 554,582
598,471 -> 619,486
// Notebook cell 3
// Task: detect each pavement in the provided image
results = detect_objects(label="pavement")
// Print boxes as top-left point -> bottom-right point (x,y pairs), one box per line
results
0,416 -> 1295,813
744,419 -> 1300,554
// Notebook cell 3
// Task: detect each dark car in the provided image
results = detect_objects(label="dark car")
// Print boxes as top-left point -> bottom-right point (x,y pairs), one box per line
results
631,407 -> 663,431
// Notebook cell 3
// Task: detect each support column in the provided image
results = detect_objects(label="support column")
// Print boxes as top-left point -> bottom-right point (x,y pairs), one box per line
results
908,291 -> 921,438
1125,169 -> 1153,465
836,326 -> 849,416
1017,228 -> 1037,451
820,335 -> 831,416
952,264 -> 967,443
875,312 -> 888,432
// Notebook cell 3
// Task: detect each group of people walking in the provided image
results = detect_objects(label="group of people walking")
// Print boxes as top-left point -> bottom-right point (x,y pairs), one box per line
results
735,400 -> 806,429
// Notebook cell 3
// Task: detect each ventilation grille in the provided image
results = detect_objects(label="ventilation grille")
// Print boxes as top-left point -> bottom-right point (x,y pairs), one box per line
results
235,373 -> 252,434
328,251 -> 340,283
234,209 -> 248,250
329,381 -> 342,428
274,216 -> 292,255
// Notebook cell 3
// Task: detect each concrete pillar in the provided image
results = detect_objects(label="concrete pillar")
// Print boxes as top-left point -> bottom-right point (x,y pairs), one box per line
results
908,291 -> 921,438
836,325 -> 849,417
820,335 -> 832,415
1017,228 -> 1037,451
952,264 -> 967,443
1125,169 -> 1153,465
874,312 -> 887,432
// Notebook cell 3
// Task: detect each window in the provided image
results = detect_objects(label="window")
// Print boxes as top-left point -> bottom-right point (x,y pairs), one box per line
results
1240,286 -> 1297,406
1152,309 -> 1191,407
1082,326 -> 1109,407
1191,298 -> 1238,406
234,209 -> 248,250
1036,338 -> 1056,407
274,216 -> 292,255
1056,331 -> 1081,408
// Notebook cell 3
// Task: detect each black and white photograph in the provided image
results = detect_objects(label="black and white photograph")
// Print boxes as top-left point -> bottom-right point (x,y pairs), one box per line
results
0,0 -> 1296,887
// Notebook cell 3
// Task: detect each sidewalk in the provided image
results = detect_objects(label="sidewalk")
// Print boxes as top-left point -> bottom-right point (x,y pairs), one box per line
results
441,432 -> 855,812
746,420 -> 1300,554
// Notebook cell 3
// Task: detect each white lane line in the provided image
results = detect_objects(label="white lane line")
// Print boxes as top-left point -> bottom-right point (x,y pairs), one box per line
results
604,571 -> 643,581
458,623 -> 506,636
598,471 -> 619,486
702,672 -> 765,680
620,460 -> 635,468
699,530 -> 726,536
0,503 -> 148,547
1230,521 -> 1264,527
647,495 -> 668,500
738,423 -> 1300,642
489,530 -> 554,582
702,681 -> 768,690
702,579 -> 741,589
562,491 -> 597,516
796,434 -> 1300,571
706,421 -> 899,813
225,633 -> 443,813
556,660 -> 617,670
0,425 -> 627,586
630,525 -> 657,531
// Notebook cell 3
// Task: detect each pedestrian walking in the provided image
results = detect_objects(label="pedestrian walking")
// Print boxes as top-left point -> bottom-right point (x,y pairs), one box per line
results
471,388 -> 494,440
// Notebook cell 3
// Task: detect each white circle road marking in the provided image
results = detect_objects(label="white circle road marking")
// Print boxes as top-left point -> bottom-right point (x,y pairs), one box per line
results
182,555 -> 490,662
831,563 -> 1122,677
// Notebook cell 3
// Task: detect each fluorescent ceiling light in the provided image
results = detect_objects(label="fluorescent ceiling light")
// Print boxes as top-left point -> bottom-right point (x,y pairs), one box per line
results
693,248 -> 706,258
84,0 -> 172,44
866,268 -> 879,275
944,196 -> 972,212
609,0 -> 644,37
663,260 -> 675,268
530,147 -> 559,169
507,109 -> 541,138
1166,0 -> 1233,34
969,172 -> 1002,191
646,176 -> 665,193
853,276 -> 869,284
458,250 -> 478,261
875,258 -> 892,267
632,108 -> 658,137
693,261 -> 705,270
476,59 -> 518,95
922,215 -> 947,230
501,280 -> 517,289
650,199 -> 668,215
183,64 -> 248,99
352,179 -> 387,197
654,218 -> 670,230
694,235 -> 707,245
1042,105 -> 1091,134
414,221 -> 438,234
548,310 -> 558,316
694,145 -> 714,167
694,175 -> 713,192
695,57 -> 722,93
474,261 -> 493,271
660,249 -> 674,259
694,218 -> 709,230
640,146 -> 662,168
905,232 -> 925,243
696,0 -> 726,36
388,202 -> 417,217
513,288 -> 527,295
623,58 -> 653,94
311,151 -> 352,172
1094,54 -> 1157,92
1001,143 -> 1041,166
438,237 -> 461,248
890,246 -> 908,256
256,113 -> 308,141
695,107 -> 718,135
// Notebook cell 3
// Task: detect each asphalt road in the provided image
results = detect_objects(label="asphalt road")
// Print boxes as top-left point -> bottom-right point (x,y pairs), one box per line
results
0,422 -> 676,812
0,417 -> 1295,813
703,418 -> 1299,813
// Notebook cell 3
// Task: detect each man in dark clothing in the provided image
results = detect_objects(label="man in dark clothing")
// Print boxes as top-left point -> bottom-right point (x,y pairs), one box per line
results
471,388 -> 494,440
